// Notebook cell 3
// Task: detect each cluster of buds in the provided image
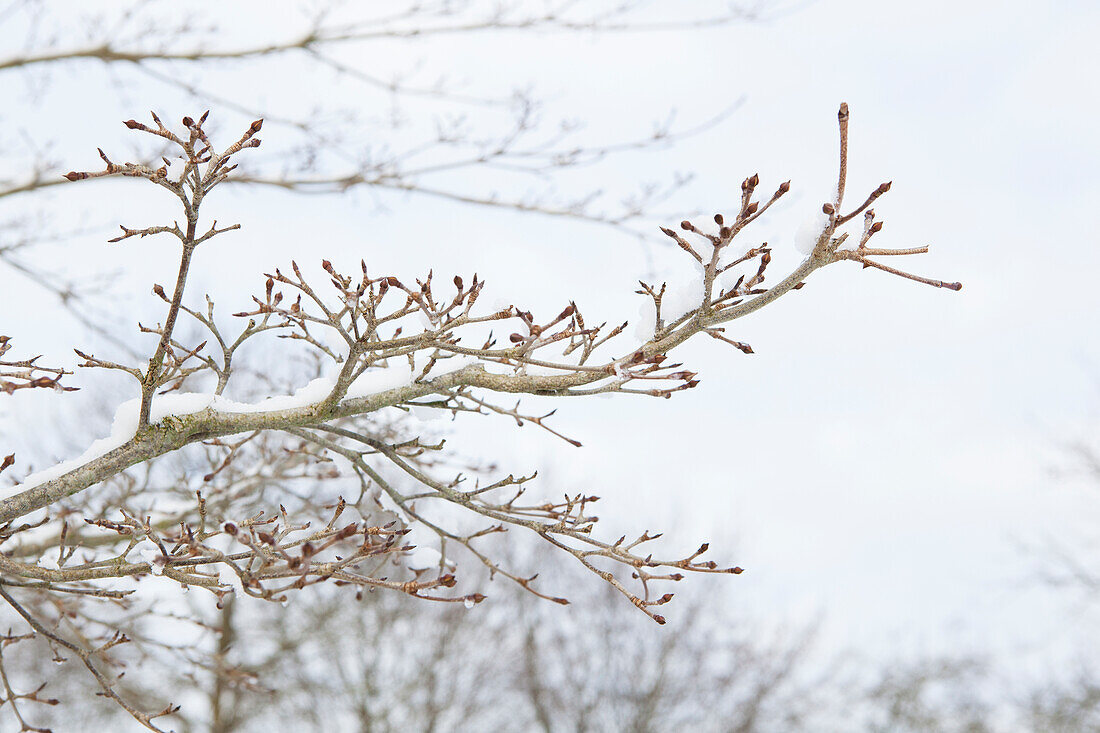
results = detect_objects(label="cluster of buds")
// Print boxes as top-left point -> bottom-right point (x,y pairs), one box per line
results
0,335 -> 75,395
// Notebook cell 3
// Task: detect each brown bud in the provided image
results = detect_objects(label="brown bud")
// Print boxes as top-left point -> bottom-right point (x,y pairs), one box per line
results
385,276 -> 402,288
870,221 -> 884,233
223,522 -> 238,535
258,531 -> 275,545
877,181 -> 892,194
719,226 -> 731,239
250,119 -> 263,133
713,213 -> 724,226
731,566 -> 744,574
745,202 -> 759,216
558,303 -> 576,319
453,275 -> 463,290
654,614 -> 667,625
778,180 -> 791,193
822,202 -> 835,215
680,220 -> 693,231
302,542 -> 315,557
749,173 -> 759,187
509,333 -> 524,343
124,119 -> 142,129
182,116 -> 194,127
153,284 -> 166,299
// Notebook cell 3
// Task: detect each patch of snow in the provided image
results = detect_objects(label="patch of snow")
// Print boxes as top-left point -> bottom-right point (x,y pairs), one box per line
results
149,393 -> 215,421
634,260 -> 705,341
163,156 -> 186,180
634,300 -> 658,342
318,328 -> 350,375
346,355 -> 475,400
409,404 -> 444,422
5,357 -> 478,496
404,525 -> 456,570
212,376 -> 335,414
138,542 -> 165,575
345,366 -> 416,400
405,544 -> 443,569
216,562 -> 246,597
661,275 -> 705,323
794,209 -> 831,255
416,309 -> 435,331
11,397 -> 146,492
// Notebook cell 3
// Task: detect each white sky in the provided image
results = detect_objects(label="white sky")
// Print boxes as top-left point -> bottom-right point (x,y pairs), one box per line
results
3,0 -> 1100,677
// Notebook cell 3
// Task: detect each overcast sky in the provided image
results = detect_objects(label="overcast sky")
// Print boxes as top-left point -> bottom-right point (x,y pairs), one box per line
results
3,0 -> 1099,677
